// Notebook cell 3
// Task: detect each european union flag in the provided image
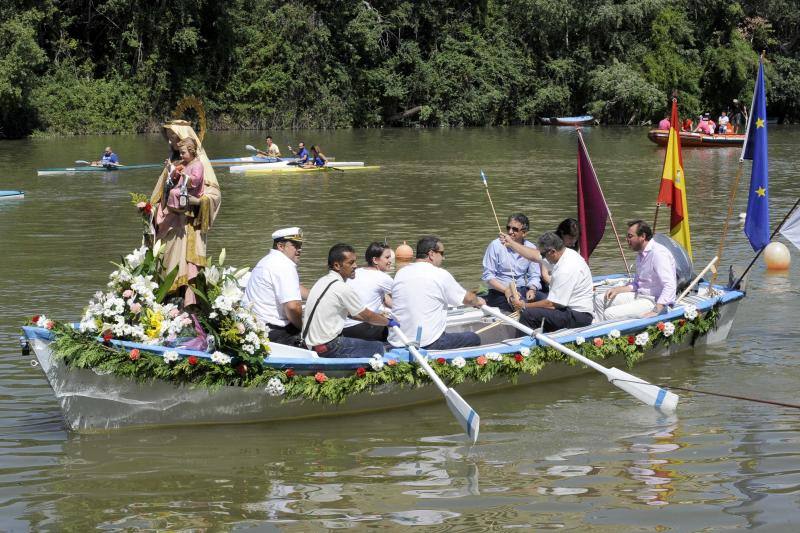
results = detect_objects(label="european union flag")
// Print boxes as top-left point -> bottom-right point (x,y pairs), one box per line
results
742,56 -> 770,251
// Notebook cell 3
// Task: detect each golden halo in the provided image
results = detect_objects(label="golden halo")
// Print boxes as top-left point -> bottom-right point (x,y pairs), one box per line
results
171,96 -> 207,142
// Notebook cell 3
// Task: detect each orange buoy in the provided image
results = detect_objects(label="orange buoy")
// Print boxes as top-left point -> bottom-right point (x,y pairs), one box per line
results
395,241 -> 414,261
764,242 -> 791,270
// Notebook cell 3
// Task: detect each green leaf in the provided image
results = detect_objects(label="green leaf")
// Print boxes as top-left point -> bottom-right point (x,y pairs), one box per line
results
155,266 -> 179,303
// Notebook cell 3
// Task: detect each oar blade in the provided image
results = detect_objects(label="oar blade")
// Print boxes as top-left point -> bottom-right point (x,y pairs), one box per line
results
445,388 -> 480,444
606,367 -> 679,411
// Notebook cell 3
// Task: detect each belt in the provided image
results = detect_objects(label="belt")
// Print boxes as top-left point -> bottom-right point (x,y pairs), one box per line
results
268,323 -> 289,331
307,336 -> 341,354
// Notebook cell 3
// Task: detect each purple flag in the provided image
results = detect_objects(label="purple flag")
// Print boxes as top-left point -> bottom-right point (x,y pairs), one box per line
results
576,131 -> 608,261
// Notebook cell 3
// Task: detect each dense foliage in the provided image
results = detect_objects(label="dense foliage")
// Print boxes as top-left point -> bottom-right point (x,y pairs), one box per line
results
2,0 -> 798,137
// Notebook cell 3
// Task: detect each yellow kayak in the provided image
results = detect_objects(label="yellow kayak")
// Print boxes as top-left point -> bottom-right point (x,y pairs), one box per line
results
241,165 -> 381,176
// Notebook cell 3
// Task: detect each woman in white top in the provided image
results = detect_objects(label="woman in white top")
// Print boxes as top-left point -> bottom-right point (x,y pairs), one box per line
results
342,242 -> 394,341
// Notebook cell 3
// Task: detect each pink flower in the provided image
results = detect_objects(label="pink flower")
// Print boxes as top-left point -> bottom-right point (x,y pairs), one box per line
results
657,322 -> 665,331
129,349 -> 140,361
476,355 -> 487,366
129,303 -> 142,314
45,320 -> 54,330
315,372 -> 328,383
236,323 -> 246,334
181,317 -> 192,326
169,308 -> 180,318
122,289 -> 134,298
136,201 -> 146,209
593,338 -> 604,347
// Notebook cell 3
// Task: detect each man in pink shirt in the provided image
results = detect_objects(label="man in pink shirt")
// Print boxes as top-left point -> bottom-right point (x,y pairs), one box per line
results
657,115 -> 671,130
594,220 -> 677,321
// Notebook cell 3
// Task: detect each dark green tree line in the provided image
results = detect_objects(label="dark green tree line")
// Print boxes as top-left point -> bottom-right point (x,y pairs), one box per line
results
1,0 -> 798,137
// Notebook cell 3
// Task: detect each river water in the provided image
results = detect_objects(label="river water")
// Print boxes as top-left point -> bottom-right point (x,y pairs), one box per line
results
1,127 -> 799,530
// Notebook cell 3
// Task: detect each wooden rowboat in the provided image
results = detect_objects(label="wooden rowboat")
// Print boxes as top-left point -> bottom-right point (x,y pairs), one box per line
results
647,129 -> 745,147
21,275 -> 743,433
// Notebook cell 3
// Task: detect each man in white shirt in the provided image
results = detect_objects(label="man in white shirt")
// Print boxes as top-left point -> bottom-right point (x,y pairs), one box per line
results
503,232 -> 594,332
388,236 -> 486,350
242,227 -> 309,346
302,244 -> 395,358
718,111 -> 730,133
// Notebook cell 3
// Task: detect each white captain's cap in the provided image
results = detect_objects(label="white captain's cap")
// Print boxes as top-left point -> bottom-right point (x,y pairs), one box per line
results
272,227 -> 303,242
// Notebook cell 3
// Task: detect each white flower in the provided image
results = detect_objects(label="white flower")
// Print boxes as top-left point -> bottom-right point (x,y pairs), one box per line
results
662,322 -> 675,337
209,311 -> 218,319
163,350 -> 179,363
452,357 -> 466,368
486,352 -> 503,361
369,357 -> 384,371
245,331 -> 260,346
211,351 -> 232,365
125,245 -> 148,269
35,314 -> 48,327
204,265 -> 221,286
152,239 -> 163,258
218,248 -> 227,266
265,377 -> 285,397
684,304 -> 698,320
519,347 -> 531,357
609,329 -> 621,339
575,336 -> 585,346
635,332 -> 650,346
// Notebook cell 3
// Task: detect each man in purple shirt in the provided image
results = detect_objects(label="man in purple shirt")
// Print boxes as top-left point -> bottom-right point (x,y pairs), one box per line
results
594,220 -> 677,321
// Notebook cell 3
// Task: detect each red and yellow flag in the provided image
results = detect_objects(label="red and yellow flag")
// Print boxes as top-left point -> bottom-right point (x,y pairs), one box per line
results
656,99 -> 692,257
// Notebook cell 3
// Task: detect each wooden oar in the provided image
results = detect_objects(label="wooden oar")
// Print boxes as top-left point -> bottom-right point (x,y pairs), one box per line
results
675,256 -> 718,304
481,305 -> 679,411
391,326 -> 480,443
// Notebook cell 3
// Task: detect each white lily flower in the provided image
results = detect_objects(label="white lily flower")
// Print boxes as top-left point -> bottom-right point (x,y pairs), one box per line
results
218,248 -> 226,266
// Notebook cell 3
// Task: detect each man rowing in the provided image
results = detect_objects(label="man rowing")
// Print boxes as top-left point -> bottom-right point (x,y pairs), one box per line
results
287,141 -> 309,165
388,236 -> 485,350
92,146 -> 120,167
501,232 -> 594,332
594,220 -> 676,320
243,227 -> 309,346
302,244 -> 395,358
257,136 -> 281,158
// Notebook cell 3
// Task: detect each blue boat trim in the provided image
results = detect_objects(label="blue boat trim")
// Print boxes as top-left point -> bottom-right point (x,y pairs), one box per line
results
655,388 -> 667,407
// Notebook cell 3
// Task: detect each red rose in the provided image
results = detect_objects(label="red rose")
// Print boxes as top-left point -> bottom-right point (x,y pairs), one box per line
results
31,315 -> 40,324
627,335 -> 635,345
102,330 -> 113,345
679,319 -> 686,327
315,372 -> 328,383
356,367 -> 366,377
514,354 -> 523,362
476,355 -> 487,366
387,359 -> 397,366
237,363 -> 248,376
285,368 -> 296,378
436,357 -> 446,365
129,348 -> 140,361
143,202 -> 152,215
657,322 -> 665,331
593,337 -> 604,347
188,355 -> 198,365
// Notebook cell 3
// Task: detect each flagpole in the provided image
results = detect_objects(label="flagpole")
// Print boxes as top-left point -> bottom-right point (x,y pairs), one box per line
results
652,203 -> 660,233
732,196 -> 800,289
709,161 -> 745,287
576,129 -> 630,275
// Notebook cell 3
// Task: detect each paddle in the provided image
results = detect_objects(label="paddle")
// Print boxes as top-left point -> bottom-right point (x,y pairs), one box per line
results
391,326 -> 480,443
481,305 -> 679,411
75,159 -> 122,168
74,160 -> 91,165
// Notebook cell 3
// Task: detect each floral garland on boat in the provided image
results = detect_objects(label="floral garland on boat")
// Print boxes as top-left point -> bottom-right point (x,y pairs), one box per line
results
36,278 -> 719,402
48,241 -> 271,379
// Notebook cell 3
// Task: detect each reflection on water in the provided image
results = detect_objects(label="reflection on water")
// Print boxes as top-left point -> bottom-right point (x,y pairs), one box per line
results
1,127 -> 800,529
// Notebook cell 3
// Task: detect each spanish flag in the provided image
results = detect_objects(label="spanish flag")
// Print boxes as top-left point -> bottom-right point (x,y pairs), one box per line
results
656,99 -> 692,257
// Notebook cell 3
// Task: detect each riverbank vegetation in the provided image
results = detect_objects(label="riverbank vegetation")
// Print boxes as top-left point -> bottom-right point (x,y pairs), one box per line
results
1,0 -> 798,137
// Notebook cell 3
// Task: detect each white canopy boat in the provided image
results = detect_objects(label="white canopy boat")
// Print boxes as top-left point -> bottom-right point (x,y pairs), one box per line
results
21,275 -> 744,433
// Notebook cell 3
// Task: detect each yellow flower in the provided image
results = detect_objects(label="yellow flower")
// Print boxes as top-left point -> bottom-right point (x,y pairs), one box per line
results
143,308 -> 164,339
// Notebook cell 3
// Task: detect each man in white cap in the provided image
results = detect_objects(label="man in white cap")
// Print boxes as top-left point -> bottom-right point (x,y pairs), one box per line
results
243,227 -> 308,346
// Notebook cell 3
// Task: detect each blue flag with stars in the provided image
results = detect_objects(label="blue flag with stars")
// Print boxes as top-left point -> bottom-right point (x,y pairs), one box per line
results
742,56 -> 770,251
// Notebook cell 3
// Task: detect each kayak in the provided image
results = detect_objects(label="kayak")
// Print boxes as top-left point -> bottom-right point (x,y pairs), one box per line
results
0,190 -> 24,199
37,156 -> 281,176
541,115 -> 594,126
229,161 -> 365,174
239,165 -> 380,176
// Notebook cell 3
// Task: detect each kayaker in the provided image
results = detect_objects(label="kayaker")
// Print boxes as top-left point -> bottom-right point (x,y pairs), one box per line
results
388,236 -> 485,350
342,242 -> 394,342
594,220 -> 677,320
302,243 -> 395,358
257,136 -> 281,158
481,213 -> 543,312
242,227 -> 310,346
287,141 -> 309,165
92,146 -> 119,167
502,232 -> 594,333
301,145 -> 328,168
